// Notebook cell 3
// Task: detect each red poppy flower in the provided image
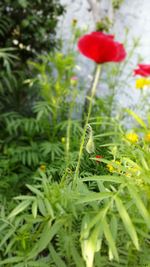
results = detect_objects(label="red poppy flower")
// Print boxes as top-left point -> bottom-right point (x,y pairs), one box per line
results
134,64 -> 150,77
96,155 -> 103,163
77,32 -> 126,64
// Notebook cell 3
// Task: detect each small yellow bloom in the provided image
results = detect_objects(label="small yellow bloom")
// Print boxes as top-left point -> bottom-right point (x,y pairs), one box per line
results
125,132 -> 139,144
127,166 -> 141,175
144,132 -> 150,142
39,164 -> 46,172
107,163 -> 114,173
107,160 -> 121,173
136,78 -> 150,89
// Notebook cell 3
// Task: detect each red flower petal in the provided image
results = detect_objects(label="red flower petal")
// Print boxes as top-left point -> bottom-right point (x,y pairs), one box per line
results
134,64 -> 150,77
138,64 -> 150,72
78,31 -> 126,64
96,155 -> 103,163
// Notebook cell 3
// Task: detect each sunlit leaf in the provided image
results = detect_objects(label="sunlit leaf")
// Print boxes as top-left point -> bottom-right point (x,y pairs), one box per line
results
103,217 -> 119,261
126,109 -> 147,129
8,200 -> 31,218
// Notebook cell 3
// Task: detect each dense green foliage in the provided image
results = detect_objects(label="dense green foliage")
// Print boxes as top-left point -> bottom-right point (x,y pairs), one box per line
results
0,7 -> 150,267
0,0 -> 65,197
0,0 -> 65,63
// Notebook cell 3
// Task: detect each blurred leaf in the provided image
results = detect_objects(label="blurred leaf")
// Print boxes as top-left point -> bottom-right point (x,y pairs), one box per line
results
32,200 -> 38,219
103,217 -> 119,261
28,220 -> 62,259
82,175 -> 124,183
77,192 -> 113,204
26,184 -> 43,198
128,183 -> 150,228
115,196 -> 139,250
126,109 -> 147,129
0,257 -> 23,266
8,200 -> 31,218
49,243 -> 67,267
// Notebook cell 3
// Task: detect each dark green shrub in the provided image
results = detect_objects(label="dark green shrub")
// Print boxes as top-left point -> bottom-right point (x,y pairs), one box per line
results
0,0 -> 65,63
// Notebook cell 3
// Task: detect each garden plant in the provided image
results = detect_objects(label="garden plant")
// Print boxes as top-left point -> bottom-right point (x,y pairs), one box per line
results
0,7 -> 150,267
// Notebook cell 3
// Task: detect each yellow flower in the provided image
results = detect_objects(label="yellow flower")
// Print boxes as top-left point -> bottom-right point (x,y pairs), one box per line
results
127,166 -> 141,175
107,163 -> 114,173
125,132 -> 139,144
144,132 -> 150,142
107,160 -> 121,173
136,78 -> 150,89
39,164 -> 46,172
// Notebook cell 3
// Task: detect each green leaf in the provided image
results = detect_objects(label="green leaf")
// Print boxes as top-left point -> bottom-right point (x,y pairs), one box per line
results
8,200 -> 31,218
14,196 -> 35,200
115,196 -> 139,250
18,0 -> 28,8
108,215 -> 118,261
37,197 -> 47,216
70,243 -> 85,267
27,261 -> 49,267
44,198 -> 54,218
28,220 -> 61,259
32,200 -> 38,219
103,217 -> 119,261
128,183 -> 150,228
49,243 -> 67,267
0,257 -> 23,265
94,132 -> 120,138
26,184 -> 44,198
0,227 -> 16,247
82,175 -> 124,183
87,205 -> 109,231
125,109 -> 147,129
77,192 -> 113,204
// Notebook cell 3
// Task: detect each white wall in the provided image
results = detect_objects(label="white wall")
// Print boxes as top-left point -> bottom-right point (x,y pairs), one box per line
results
58,0 -> 150,57
57,0 -> 150,114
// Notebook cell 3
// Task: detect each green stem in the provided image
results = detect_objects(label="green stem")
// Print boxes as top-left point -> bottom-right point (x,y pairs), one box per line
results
73,64 -> 101,186
66,89 -> 77,160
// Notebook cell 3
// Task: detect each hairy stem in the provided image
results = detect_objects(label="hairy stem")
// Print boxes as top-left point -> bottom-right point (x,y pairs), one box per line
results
73,64 -> 101,186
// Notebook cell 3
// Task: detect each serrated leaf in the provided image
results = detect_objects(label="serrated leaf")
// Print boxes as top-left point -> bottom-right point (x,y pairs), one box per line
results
115,196 -> 139,250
